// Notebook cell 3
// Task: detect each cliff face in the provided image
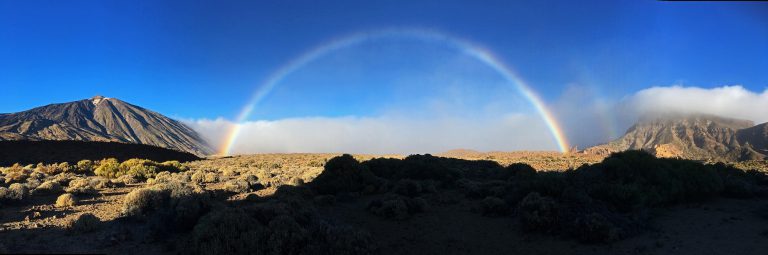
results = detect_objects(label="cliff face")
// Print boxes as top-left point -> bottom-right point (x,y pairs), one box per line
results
583,114 -> 767,161
0,96 -> 212,156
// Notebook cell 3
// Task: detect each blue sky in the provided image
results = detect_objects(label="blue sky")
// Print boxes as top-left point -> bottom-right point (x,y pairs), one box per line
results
1,1 -> 768,153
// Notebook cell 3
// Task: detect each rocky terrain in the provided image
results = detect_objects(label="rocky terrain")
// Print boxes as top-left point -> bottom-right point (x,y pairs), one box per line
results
584,114 -> 768,161
0,96 -> 212,156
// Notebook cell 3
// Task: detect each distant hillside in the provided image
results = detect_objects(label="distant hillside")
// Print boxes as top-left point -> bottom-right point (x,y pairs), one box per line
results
0,96 -> 212,156
583,114 -> 768,161
0,140 -> 200,166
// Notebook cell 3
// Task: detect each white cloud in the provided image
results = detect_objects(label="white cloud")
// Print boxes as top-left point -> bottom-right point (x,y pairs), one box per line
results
184,114 -> 557,155
622,85 -> 768,124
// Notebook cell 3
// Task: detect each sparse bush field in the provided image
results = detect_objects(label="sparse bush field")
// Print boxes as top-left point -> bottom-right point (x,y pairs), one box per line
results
1,151 -> 767,253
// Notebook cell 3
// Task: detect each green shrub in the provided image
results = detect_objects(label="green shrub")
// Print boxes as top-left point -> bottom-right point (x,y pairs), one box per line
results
94,158 -> 120,178
76,160 -> 95,173
161,160 -> 187,172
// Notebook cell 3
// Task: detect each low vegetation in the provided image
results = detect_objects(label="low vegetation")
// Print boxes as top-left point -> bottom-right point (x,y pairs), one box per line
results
1,151 -> 767,253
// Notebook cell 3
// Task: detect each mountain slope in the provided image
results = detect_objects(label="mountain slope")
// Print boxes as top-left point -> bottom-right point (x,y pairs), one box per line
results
0,96 -> 213,156
583,114 -> 766,161
737,122 -> 768,155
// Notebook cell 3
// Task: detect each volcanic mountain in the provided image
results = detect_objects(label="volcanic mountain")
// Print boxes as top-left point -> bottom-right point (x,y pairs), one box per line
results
0,96 -> 213,156
583,113 -> 768,161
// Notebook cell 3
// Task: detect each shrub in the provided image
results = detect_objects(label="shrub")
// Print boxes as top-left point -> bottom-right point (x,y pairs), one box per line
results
204,172 -> 219,183
185,209 -> 267,254
35,163 -> 59,175
56,193 -> 78,207
184,207 -> 376,255
518,192 -> 559,232
161,161 -> 187,172
116,174 -> 140,185
191,171 -> 205,183
122,188 -> 167,217
570,212 -> 622,243
577,151 -> 724,210
223,179 -> 251,194
34,180 -> 63,195
122,181 -> 210,232
65,178 -> 96,195
154,171 -> 174,183
94,158 -> 120,178
3,164 -> 29,184
0,183 -> 29,202
367,195 -> 427,220
65,213 -> 100,233
393,179 -> 423,197
309,154 -> 383,195
122,159 -> 160,179
75,160 -> 95,173
57,162 -> 73,173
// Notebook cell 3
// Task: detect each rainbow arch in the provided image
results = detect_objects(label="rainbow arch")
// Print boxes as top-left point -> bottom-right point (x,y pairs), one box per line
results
219,28 -> 570,155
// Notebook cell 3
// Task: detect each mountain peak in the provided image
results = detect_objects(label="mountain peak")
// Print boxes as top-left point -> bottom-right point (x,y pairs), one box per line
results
91,95 -> 108,105
0,97 -> 213,156
584,113 -> 766,161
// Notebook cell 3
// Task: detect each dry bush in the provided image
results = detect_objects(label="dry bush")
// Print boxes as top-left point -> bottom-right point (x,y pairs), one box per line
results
65,178 -> 96,195
0,183 -> 30,202
153,171 -> 173,183
89,176 -> 121,189
203,172 -> 219,183
35,163 -> 60,175
53,173 -> 77,186
223,179 -> 253,194
190,171 -> 205,183
55,193 -> 78,207
115,174 -> 140,185
25,177 -> 42,190
122,181 -> 210,229
34,180 -> 63,195
3,164 -> 29,184
122,188 -> 167,217
65,213 -> 100,233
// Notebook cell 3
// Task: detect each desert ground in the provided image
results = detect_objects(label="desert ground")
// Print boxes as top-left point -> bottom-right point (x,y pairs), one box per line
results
1,151 -> 768,254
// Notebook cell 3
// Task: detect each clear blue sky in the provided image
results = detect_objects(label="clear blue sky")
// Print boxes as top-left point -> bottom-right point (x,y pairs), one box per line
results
1,0 -> 767,121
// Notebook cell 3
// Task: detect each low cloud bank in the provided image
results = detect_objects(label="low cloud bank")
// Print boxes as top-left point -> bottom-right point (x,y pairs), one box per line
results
185,115 -> 557,155
186,85 -> 768,155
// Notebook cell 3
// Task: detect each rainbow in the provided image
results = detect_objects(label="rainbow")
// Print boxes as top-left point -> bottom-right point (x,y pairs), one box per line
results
219,28 -> 570,155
